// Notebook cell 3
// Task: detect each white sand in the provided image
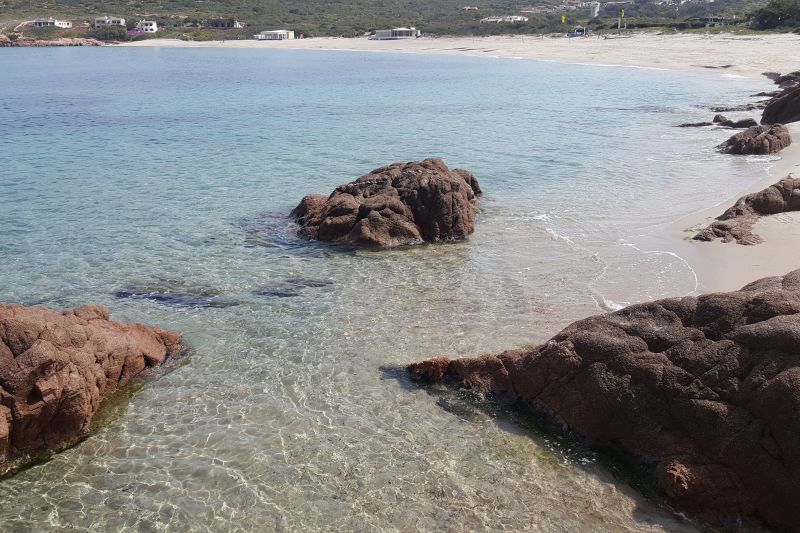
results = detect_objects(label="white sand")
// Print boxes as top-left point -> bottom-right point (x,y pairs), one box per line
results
120,33 -> 800,77
638,123 -> 800,294
123,32 -> 800,293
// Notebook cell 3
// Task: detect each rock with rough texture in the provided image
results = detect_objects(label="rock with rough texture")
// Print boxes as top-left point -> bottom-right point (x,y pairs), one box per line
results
409,270 -> 800,531
0,303 -> 182,468
718,124 -> 791,155
761,86 -> 800,126
694,176 -> 800,245
712,114 -> 759,129
0,35 -> 104,47
292,158 -> 482,248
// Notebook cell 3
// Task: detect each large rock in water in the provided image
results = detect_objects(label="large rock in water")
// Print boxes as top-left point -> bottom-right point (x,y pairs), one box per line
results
409,270 -> 800,531
761,85 -> 800,126
694,176 -> 800,245
0,303 -> 182,468
292,158 -> 482,247
718,124 -> 791,155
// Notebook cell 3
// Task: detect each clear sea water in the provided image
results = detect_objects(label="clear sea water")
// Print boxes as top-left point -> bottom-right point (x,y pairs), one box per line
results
0,47 -> 773,531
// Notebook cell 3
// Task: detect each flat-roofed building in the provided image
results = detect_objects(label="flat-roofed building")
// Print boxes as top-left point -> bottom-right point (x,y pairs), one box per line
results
33,18 -> 72,29
93,16 -> 126,28
253,29 -> 295,40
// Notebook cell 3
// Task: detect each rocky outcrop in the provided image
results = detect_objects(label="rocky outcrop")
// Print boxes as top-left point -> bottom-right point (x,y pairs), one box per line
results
694,176 -> 800,245
718,124 -> 791,155
0,303 -> 182,469
763,70 -> 800,90
409,270 -> 800,531
678,115 -> 758,129
712,114 -> 758,129
0,35 -> 104,47
292,158 -> 482,248
761,86 -> 800,126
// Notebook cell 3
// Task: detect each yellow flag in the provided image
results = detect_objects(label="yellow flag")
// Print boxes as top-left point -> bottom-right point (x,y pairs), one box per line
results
562,15 -> 566,23
621,9 -> 625,17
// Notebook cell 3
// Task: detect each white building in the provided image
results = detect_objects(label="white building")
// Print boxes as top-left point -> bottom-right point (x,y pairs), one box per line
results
136,20 -> 158,33
253,29 -> 295,40
32,18 -> 72,29
93,16 -> 126,28
480,15 -> 529,23
369,27 -> 421,40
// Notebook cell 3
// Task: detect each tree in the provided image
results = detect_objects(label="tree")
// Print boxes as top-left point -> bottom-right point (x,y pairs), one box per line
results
90,25 -> 128,41
751,0 -> 800,29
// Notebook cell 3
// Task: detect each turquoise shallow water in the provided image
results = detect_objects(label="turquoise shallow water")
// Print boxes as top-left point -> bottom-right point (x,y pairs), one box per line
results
0,47 -> 773,531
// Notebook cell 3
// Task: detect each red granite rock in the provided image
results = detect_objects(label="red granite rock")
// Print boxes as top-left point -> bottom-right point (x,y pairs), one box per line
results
409,270 -> 800,530
0,303 -> 182,468
292,158 -> 482,248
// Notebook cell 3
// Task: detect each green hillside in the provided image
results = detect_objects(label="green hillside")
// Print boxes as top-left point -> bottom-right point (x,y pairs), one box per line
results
0,0 -> 778,37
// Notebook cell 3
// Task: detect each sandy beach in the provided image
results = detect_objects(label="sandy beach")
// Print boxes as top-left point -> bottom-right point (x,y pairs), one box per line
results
642,123 -> 800,294
124,32 -> 800,294
121,32 -> 800,77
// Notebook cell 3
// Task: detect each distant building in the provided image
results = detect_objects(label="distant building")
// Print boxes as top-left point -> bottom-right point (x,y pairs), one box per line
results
462,6 -> 479,10
253,29 -> 295,40
480,15 -> 529,23
93,16 -> 125,28
206,19 -> 244,29
369,27 -> 421,40
32,18 -> 72,29
521,5 -> 556,13
135,20 -> 158,33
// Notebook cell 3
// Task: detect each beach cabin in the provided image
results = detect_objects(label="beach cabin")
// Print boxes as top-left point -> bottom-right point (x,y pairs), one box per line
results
369,27 -> 421,40
32,18 -> 72,29
253,30 -> 295,40
93,16 -> 125,28
135,20 -> 158,33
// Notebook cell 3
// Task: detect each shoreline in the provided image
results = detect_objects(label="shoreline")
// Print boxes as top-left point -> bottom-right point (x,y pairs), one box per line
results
117,33 -> 800,78
635,122 -> 800,294
117,33 -> 800,295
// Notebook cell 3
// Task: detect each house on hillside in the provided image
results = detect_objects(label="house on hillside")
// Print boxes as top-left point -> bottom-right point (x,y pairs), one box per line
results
253,30 -> 295,40
369,27 -> 421,40
93,16 -> 126,28
480,15 -> 529,23
206,19 -> 244,29
32,18 -> 72,29
136,20 -> 158,33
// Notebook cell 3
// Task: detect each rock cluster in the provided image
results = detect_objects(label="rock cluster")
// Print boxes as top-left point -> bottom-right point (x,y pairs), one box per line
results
292,158 -> 482,248
694,176 -> 800,245
677,115 -> 758,129
0,303 -> 182,468
409,270 -> 800,531
761,70 -> 800,126
718,124 -> 791,155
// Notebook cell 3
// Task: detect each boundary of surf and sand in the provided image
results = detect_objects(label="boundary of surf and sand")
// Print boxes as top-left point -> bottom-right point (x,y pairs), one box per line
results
122,32 -> 800,294
119,33 -> 800,77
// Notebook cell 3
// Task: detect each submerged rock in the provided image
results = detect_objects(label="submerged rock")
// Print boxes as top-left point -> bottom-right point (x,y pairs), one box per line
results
0,303 -> 182,469
408,270 -> 800,531
694,176 -> 800,245
676,121 -> 713,128
114,280 -> 237,308
718,124 -> 791,155
712,114 -> 758,129
292,158 -> 482,248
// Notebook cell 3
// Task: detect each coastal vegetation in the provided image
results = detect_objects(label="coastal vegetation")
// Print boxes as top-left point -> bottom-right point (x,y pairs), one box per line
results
0,0 -> 796,39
